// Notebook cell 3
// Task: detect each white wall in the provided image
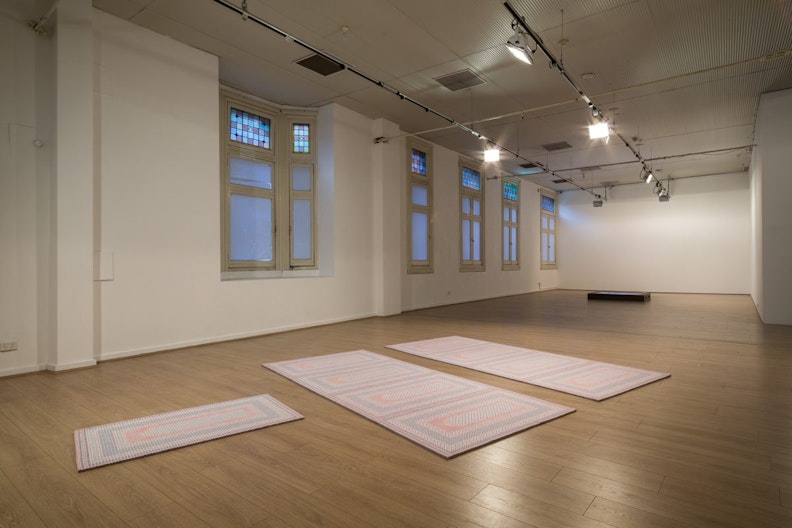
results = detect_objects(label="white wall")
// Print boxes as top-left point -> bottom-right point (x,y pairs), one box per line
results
95,13 -> 379,359
0,10 -> 48,376
401,147 -> 558,311
752,88 -> 792,325
558,173 -> 751,293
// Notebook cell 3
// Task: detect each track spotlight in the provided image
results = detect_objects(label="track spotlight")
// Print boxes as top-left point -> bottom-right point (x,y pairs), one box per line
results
506,29 -> 534,64
645,171 -> 655,184
484,145 -> 500,162
658,189 -> 670,202
593,197 -> 603,207
588,122 -> 609,139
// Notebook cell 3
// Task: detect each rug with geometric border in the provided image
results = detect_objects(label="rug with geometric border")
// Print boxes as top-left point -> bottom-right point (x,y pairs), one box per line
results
263,350 -> 574,458
74,394 -> 302,471
387,336 -> 670,401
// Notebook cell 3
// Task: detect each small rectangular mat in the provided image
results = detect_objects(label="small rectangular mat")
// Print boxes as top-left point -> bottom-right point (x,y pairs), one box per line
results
264,351 -> 573,458
387,336 -> 670,401
74,394 -> 302,471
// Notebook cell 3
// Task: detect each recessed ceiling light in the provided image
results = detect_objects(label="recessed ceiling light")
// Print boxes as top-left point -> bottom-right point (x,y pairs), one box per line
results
581,72 -> 595,79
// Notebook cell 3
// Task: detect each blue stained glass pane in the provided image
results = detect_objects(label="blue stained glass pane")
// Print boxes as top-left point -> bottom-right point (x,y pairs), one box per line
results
462,167 -> 481,190
504,181 -> 518,201
541,195 -> 555,213
230,108 -> 271,149
293,124 -> 310,153
411,149 -> 427,176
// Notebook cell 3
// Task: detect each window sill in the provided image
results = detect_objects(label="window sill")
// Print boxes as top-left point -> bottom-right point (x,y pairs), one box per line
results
222,269 -> 321,281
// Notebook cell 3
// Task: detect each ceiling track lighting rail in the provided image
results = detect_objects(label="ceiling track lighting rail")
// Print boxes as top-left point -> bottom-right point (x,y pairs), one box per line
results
503,1 -> 669,201
212,0 -> 597,197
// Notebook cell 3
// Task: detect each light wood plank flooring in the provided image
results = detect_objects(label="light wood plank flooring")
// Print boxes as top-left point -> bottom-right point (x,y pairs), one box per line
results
1,290 -> 791,527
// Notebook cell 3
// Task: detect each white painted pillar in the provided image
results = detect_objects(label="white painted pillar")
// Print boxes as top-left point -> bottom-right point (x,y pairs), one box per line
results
49,0 -> 96,370
371,118 -> 403,316
753,88 -> 792,326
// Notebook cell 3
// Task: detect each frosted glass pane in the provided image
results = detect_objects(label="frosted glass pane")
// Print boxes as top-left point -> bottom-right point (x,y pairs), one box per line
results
462,220 -> 471,260
549,233 -> 556,262
230,194 -> 272,261
412,184 -> 428,206
292,166 -> 312,191
503,207 -> 509,221
503,227 -> 509,260
473,199 -> 481,216
473,221 -> 481,261
511,208 -> 517,223
292,199 -> 312,260
412,212 -> 428,261
541,233 -> 548,261
462,197 -> 471,214
549,217 -> 555,230
230,157 -> 272,189
541,216 -> 548,229
510,227 -> 518,260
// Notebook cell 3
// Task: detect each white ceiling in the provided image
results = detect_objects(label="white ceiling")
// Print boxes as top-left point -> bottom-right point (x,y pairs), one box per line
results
17,0 -> 792,192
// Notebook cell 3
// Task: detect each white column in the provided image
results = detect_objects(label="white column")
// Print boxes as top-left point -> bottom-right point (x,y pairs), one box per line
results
753,88 -> 792,326
49,0 -> 96,370
371,118 -> 403,316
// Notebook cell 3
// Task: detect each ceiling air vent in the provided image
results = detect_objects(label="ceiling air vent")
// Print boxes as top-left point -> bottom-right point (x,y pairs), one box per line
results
540,141 -> 573,151
516,161 -> 543,175
295,54 -> 344,76
552,178 -> 568,184
434,69 -> 486,91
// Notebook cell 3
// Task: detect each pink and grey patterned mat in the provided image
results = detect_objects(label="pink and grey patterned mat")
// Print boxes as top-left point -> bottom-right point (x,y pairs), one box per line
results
263,350 -> 574,458
74,394 -> 302,471
387,336 -> 670,401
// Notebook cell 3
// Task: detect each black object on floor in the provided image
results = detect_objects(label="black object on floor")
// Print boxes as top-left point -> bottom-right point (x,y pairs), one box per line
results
587,291 -> 651,302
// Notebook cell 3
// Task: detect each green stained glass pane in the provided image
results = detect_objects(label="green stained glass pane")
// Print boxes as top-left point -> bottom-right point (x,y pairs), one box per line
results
504,181 -> 518,201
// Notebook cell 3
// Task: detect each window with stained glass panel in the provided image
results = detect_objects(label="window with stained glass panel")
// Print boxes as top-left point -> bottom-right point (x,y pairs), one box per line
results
222,91 -> 317,274
407,139 -> 433,273
502,179 -> 519,270
460,160 -> 484,272
540,191 -> 557,269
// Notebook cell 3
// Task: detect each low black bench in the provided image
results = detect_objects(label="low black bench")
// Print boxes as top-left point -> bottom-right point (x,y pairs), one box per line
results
587,291 -> 651,302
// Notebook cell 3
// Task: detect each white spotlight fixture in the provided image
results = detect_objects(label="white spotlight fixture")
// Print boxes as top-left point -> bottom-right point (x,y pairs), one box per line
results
484,146 -> 500,162
645,171 -> 655,184
658,189 -> 670,202
506,29 -> 534,65
593,196 -> 603,207
588,121 -> 609,139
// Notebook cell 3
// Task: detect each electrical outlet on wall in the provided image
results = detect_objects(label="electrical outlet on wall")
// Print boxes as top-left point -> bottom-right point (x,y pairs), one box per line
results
0,341 -> 18,352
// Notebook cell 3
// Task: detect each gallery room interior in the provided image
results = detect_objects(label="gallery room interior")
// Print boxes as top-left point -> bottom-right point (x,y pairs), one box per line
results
1,0 -> 791,526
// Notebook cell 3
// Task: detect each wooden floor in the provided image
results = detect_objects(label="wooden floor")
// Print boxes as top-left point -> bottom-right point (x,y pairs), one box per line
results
1,290 -> 791,527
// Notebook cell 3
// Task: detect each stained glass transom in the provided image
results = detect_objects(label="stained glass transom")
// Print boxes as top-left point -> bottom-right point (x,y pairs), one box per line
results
230,108 -> 271,148
411,149 -> 427,176
293,124 -> 310,153
541,195 -> 555,213
504,181 -> 518,201
462,167 -> 481,190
